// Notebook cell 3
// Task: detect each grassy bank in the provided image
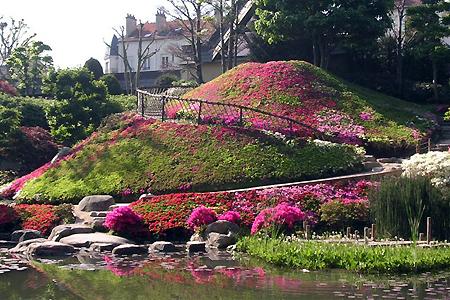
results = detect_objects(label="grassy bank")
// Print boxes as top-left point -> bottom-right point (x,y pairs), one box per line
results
6,114 -> 363,203
237,236 -> 450,274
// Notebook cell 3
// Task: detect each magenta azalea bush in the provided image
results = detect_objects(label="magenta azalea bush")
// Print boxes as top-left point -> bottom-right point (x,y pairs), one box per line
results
218,211 -> 241,224
251,203 -> 305,235
187,206 -> 217,230
105,206 -> 148,239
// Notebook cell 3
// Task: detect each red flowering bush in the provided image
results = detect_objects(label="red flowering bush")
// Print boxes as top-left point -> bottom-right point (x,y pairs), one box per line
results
0,204 -> 20,232
251,203 -> 305,235
0,80 -> 17,96
218,211 -> 241,224
105,206 -> 149,239
16,127 -> 59,170
186,206 -> 217,231
14,204 -> 60,235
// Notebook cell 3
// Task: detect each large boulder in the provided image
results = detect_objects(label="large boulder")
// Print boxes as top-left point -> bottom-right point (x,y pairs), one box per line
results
205,221 -> 239,236
206,232 -> 236,249
27,241 -> 76,257
10,230 -> 42,242
51,147 -> 71,164
9,238 -> 47,253
59,233 -> 132,248
150,241 -> 177,253
48,224 -> 94,242
78,195 -> 115,212
112,244 -> 148,256
186,241 -> 206,253
89,243 -> 116,252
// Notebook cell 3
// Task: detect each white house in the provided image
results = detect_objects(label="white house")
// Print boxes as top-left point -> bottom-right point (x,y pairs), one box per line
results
105,10 -> 252,89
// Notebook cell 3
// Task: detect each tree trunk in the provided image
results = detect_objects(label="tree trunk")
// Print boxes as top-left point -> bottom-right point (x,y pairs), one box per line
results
196,5 -> 204,84
312,35 -> 320,67
227,0 -> 237,70
219,0 -> 226,74
318,40 -> 329,69
432,59 -> 439,101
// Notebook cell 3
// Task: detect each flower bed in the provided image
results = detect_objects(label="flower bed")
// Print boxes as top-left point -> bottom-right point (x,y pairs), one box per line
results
131,180 -> 373,235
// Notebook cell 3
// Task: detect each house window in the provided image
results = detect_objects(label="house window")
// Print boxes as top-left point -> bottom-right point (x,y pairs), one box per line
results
143,57 -> 151,70
162,56 -> 169,69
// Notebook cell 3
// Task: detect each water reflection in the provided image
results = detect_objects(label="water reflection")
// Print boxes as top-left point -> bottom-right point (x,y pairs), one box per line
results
1,247 -> 450,299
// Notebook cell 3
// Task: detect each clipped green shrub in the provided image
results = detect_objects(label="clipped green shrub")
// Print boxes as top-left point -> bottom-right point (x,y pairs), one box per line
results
320,200 -> 369,232
369,176 -> 450,240
100,74 -> 122,95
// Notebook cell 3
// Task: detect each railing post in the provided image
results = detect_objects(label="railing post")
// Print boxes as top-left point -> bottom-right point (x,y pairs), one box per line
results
139,92 -> 145,117
197,101 -> 202,124
161,96 -> 166,122
289,120 -> 293,137
239,107 -> 243,125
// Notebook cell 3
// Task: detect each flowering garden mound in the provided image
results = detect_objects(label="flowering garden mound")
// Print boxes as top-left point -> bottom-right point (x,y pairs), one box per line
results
2,113 -> 363,204
184,61 -> 436,155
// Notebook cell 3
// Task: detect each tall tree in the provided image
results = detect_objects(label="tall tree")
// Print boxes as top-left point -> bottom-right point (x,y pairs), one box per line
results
162,0 -> 211,83
253,0 -> 393,69
84,57 -> 104,80
6,41 -> 53,96
134,21 -> 158,91
0,17 -> 36,78
407,0 -> 450,101
105,27 -> 132,94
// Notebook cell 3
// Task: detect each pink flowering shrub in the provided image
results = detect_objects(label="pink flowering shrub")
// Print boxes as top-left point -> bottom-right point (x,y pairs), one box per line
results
0,80 -> 17,96
186,206 -> 217,231
251,203 -> 305,235
316,110 -> 365,145
105,206 -> 149,239
218,211 -> 241,224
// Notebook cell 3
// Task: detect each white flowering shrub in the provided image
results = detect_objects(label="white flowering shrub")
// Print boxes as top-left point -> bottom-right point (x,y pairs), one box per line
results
402,151 -> 450,191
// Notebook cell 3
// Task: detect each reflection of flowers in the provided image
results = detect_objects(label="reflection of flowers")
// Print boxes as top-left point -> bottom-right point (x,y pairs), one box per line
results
103,255 -> 137,277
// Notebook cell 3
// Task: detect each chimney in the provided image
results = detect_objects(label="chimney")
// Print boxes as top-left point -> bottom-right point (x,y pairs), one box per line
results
126,14 -> 137,36
156,9 -> 167,33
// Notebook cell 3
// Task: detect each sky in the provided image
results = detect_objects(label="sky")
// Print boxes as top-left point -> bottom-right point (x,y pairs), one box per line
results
2,0 -> 166,68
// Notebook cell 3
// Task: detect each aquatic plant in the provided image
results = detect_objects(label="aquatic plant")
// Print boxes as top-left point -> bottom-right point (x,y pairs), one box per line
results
237,237 -> 450,273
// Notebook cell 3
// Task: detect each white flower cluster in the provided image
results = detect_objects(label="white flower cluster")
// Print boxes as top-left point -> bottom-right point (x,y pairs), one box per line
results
402,151 -> 450,190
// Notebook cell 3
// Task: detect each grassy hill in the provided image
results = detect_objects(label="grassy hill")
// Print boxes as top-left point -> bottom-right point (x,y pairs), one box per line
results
2,113 -> 363,204
184,61 -> 435,155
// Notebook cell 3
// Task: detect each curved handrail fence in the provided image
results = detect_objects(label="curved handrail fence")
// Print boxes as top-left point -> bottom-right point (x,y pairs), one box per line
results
137,89 -> 326,140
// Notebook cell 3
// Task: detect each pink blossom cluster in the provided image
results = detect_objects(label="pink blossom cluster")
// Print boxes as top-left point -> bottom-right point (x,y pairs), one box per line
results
104,206 -> 145,236
316,110 -> 365,144
251,203 -> 305,235
218,211 -> 241,224
359,111 -> 374,121
186,206 -> 217,230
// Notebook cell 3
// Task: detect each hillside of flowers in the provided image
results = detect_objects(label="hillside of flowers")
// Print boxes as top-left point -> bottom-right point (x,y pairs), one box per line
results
2,113 -> 363,204
131,180 -> 373,236
184,61 -> 436,154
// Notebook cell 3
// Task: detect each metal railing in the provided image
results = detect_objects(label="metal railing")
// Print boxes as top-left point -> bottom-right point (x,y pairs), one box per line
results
137,89 -> 327,140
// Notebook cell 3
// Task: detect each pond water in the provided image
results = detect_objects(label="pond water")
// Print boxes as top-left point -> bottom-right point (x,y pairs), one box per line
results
1,247 -> 449,300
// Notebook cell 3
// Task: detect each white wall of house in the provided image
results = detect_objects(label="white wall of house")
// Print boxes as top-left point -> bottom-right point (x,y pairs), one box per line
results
106,36 -> 190,74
